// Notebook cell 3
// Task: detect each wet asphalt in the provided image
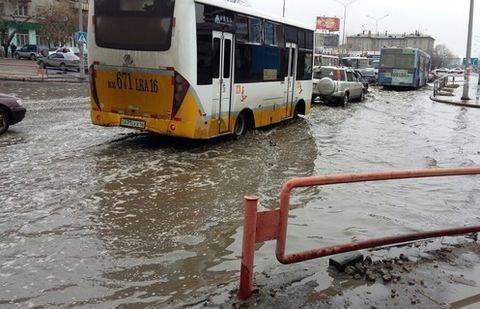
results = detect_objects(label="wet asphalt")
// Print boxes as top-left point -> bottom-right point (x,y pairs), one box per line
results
1,81 -> 480,308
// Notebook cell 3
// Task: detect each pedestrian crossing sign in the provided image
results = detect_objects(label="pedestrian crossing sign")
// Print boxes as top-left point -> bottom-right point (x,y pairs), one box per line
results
76,32 -> 88,44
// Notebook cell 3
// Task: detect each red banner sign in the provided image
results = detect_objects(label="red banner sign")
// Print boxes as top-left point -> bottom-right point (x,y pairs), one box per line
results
316,17 -> 340,32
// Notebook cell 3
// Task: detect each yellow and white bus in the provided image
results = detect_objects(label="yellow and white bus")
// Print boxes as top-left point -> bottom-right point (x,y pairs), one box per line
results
88,0 -> 314,139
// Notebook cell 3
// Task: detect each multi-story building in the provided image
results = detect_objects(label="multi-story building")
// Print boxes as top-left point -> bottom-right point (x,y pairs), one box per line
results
0,0 -> 88,48
346,31 -> 435,56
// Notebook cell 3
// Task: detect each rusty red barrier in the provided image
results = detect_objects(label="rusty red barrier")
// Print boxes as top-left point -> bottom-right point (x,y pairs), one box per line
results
238,167 -> 480,300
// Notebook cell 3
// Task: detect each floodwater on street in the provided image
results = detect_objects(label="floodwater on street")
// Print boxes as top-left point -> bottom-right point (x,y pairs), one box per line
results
1,81 -> 480,308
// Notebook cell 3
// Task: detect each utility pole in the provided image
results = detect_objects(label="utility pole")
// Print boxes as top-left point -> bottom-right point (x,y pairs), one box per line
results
366,14 -> 389,34
78,0 -> 86,81
462,0 -> 475,100
283,0 -> 286,17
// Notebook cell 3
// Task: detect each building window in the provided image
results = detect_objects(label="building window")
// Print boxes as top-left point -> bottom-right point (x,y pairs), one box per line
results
14,4 -> 28,16
0,3 -> 5,15
16,30 -> 29,46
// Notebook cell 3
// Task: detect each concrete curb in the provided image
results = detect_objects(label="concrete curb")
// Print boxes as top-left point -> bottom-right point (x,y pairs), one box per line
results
430,95 -> 480,109
0,76 -> 87,83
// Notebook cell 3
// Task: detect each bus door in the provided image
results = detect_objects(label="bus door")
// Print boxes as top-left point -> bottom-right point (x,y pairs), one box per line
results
285,42 -> 298,118
212,31 -> 234,134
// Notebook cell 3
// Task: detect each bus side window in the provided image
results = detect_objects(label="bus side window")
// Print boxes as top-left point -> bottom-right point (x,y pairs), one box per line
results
236,15 -> 249,42
197,31 -> 213,85
285,26 -> 297,44
249,17 -> 262,44
212,38 -> 221,79
297,30 -> 306,49
305,31 -> 313,50
275,24 -> 285,48
264,22 -> 275,46
223,40 -> 231,78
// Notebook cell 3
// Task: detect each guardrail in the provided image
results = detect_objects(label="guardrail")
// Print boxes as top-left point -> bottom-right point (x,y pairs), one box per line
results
238,167 -> 480,300
433,75 -> 457,97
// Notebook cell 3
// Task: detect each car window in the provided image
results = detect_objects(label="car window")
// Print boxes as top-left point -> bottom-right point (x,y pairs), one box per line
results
346,71 -> 355,82
315,68 -> 340,81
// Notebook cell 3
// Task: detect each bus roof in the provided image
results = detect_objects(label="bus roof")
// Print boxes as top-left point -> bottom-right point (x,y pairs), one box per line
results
381,47 -> 430,57
342,56 -> 368,60
195,0 -> 314,31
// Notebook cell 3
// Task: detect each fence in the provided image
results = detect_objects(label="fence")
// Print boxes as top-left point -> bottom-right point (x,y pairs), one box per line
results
238,167 -> 480,300
433,75 -> 456,97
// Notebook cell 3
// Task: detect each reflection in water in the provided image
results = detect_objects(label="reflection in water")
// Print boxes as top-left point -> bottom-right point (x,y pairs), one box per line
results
90,122 -> 317,305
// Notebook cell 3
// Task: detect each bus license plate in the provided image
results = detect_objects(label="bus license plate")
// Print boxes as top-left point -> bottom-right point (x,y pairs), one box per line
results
120,118 -> 146,129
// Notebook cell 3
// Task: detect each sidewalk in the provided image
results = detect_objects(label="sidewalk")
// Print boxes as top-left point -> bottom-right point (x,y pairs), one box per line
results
431,74 -> 480,108
0,58 -> 87,83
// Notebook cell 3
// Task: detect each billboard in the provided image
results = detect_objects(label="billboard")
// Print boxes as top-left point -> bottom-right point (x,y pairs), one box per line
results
315,33 -> 340,52
316,17 -> 341,32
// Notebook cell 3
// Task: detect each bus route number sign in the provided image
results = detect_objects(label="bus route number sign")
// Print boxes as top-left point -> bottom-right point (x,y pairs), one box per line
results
107,72 -> 159,93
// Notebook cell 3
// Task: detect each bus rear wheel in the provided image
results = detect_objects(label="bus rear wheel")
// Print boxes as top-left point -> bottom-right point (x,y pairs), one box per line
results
233,113 -> 247,138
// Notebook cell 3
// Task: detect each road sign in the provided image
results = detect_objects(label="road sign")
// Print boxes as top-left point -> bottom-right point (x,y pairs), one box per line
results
462,58 -> 478,66
76,31 -> 88,44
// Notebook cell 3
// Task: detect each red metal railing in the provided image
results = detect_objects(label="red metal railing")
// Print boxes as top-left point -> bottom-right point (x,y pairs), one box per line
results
238,167 -> 480,300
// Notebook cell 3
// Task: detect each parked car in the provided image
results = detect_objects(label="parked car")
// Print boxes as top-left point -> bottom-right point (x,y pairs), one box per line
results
37,52 -> 81,72
313,66 -> 365,106
0,94 -> 26,135
14,44 -> 45,60
354,70 -> 370,92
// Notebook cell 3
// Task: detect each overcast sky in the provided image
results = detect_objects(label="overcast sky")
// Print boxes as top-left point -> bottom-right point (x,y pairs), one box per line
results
250,0 -> 479,57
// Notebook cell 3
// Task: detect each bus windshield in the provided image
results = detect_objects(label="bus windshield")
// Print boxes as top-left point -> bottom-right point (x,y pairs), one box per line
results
94,0 -> 175,51
381,52 -> 416,69
342,58 -> 369,69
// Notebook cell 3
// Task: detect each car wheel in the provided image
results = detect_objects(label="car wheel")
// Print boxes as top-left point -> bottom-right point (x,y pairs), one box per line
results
30,54 -> 36,61
342,93 -> 349,107
359,91 -> 365,102
233,113 -> 247,138
60,63 -> 66,72
0,110 -> 10,135
14,53 -> 20,59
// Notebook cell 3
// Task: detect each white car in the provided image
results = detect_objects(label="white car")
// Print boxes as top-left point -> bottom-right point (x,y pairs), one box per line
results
313,66 -> 366,106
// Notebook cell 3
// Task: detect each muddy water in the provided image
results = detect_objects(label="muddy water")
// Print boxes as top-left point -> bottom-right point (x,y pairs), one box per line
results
1,81 -> 480,308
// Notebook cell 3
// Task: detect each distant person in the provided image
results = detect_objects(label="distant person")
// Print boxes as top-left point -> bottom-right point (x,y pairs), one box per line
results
2,41 -> 9,58
10,43 -> 17,58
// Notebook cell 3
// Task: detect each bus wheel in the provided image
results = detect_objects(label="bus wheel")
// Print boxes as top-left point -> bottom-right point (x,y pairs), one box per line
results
233,113 -> 247,138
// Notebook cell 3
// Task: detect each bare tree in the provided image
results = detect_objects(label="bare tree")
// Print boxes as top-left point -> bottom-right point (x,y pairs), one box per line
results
432,44 -> 457,69
35,1 -> 77,46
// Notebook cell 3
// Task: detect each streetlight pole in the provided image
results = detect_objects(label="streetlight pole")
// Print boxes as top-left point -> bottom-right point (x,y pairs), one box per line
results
366,14 -> 389,34
283,0 -> 286,17
462,0 -> 475,100
78,0 -> 86,81
332,0 -> 360,51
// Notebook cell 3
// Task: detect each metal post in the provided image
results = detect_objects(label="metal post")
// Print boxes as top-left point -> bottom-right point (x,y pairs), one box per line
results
78,0 -> 86,81
462,0 -> 475,100
283,0 -> 286,17
238,196 -> 259,300
342,5 -> 347,50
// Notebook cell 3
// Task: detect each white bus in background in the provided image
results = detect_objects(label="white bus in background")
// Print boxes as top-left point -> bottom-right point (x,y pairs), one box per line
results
88,0 -> 314,139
